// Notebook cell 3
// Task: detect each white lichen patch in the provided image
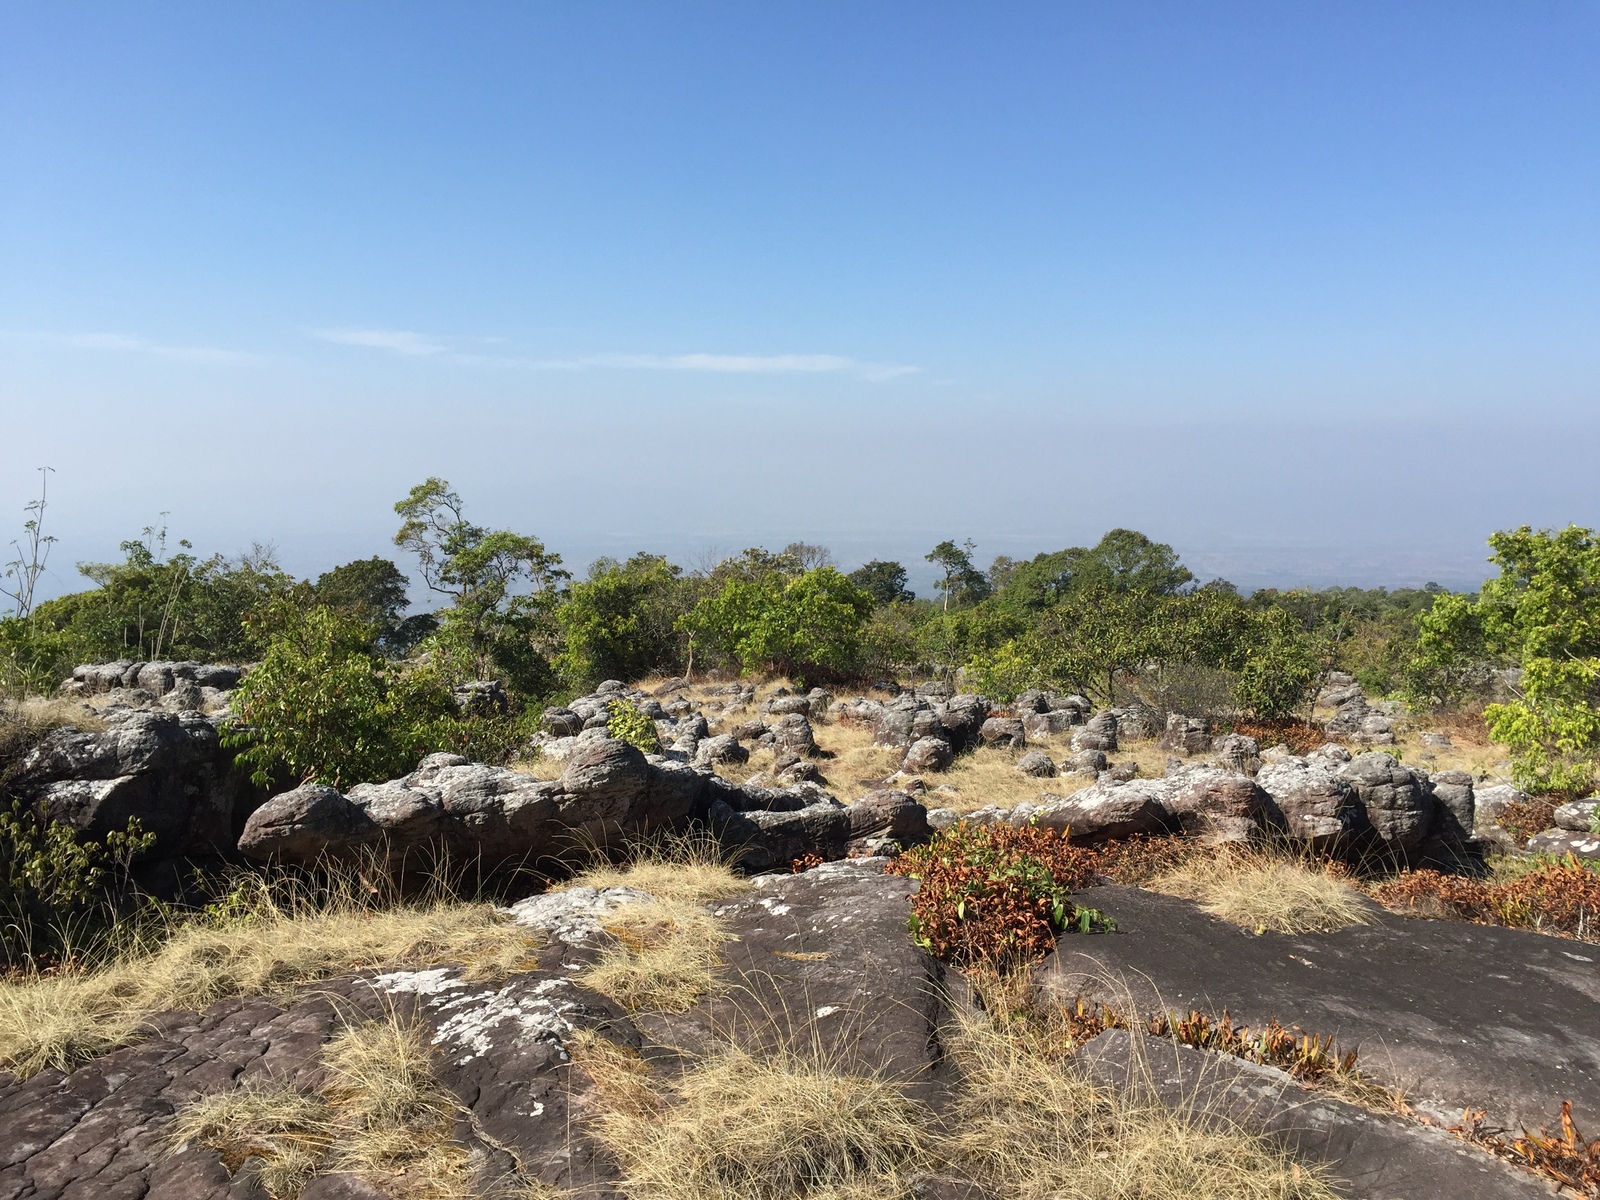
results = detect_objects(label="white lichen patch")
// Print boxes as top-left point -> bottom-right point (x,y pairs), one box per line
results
372,969 -> 586,1068
502,886 -> 653,944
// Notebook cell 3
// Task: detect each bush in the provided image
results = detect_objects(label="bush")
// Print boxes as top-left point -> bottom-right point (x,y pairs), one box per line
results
555,554 -> 691,689
607,698 -> 662,754
888,824 -> 1111,966
680,566 -> 874,687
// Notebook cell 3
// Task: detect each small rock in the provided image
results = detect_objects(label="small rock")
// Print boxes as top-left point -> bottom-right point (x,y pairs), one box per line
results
1016,751 -> 1057,778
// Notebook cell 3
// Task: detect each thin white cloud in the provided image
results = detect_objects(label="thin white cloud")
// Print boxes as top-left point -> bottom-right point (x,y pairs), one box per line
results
7,330 -> 260,365
314,327 -> 447,356
311,329 -> 918,381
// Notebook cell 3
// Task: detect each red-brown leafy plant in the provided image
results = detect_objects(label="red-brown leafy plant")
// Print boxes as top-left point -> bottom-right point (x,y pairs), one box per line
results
888,824 -> 1110,966
1374,856 -> 1600,940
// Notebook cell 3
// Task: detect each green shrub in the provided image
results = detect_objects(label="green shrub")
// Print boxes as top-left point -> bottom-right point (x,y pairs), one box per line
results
555,554 -> 692,689
680,567 -> 874,687
607,698 -> 662,754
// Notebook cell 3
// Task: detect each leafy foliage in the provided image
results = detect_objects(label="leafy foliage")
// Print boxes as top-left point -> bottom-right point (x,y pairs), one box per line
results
223,604 -> 457,788
847,559 -> 913,605
556,554 -> 692,689
606,697 -> 662,754
889,824 -> 1111,966
1374,856 -> 1600,940
312,557 -> 436,657
393,478 -> 568,689
681,566 -> 874,687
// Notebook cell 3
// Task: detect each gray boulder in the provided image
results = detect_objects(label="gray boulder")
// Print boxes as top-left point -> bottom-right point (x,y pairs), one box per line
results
1256,757 -> 1362,849
978,716 -> 1026,749
1473,783 -> 1528,828
771,712 -> 818,758
1029,778 -> 1172,842
901,736 -> 953,774
17,707 -> 248,854
1016,751 -> 1057,778
1339,752 -> 1437,850
1554,799 -> 1599,832
1211,733 -> 1260,776
1023,709 -> 1077,739
692,734 -> 749,767
1157,714 -> 1211,755
1165,768 -> 1275,843
1429,770 -> 1476,841
1527,829 -> 1600,860
1071,710 -> 1119,752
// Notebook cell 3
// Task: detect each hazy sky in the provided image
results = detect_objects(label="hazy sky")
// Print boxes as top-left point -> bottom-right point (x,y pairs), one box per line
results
3,2 -> 1598,599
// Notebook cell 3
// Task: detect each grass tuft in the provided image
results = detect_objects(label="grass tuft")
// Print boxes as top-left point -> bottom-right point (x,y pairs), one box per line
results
580,897 -> 729,1013
576,1033 -> 929,1200
0,869 -> 539,1079
1148,849 -> 1372,934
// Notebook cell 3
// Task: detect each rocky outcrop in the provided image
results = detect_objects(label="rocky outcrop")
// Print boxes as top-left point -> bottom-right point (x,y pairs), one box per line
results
1324,696 -> 1396,745
1156,713 -> 1211,755
14,707 -> 254,856
239,736 -> 931,871
1071,710 -> 1118,752
1164,768 -> 1276,843
1029,778 -> 1172,842
1338,751 -> 1437,850
1255,756 -> 1362,849
901,736 -> 953,774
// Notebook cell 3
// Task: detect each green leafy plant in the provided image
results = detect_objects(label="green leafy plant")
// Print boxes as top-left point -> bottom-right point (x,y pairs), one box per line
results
607,697 -> 662,754
680,566 -> 874,687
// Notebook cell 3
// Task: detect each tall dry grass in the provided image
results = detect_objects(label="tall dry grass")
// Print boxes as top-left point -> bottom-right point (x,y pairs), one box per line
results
171,1010 -> 481,1200
0,865 -> 540,1079
1147,848 -> 1373,935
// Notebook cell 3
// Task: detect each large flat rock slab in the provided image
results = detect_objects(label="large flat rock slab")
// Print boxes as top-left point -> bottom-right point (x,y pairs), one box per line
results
1036,884 -> 1600,1131
1080,1029 -> 1557,1199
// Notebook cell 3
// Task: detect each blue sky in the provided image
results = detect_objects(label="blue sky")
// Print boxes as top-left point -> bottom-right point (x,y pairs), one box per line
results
3,2 -> 1598,598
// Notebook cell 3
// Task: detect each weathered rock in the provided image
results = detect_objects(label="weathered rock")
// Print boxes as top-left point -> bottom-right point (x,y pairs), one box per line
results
17,708 -> 251,855
1474,783 -> 1528,828
1256,757 -> 1362,848
978,716 -> 1025,749
761,694 -> 812,716
692,733 -> 748,767
1527,829 -> 1600,859
451,679 -> 507,715
902,736 -> 954,774
1110,701 -> 1162,740
1022,709 -> 1076,739
1339,752 -> 1437,851
804,687 -> 833,720
1079,1030 -> 1556,1200
1211,732 -> 1260,775
1036,883 -> 1600,1132
915,680 -> 954,700
938,694 -> 991,751
1429,769 -> 1476,841
1164,768 -> 1275,843
1015,751 -> 1056,778
1105,761 -> 1140,783
1325,697 -> 1396,745
1071,710 -> 1119,752
1156,713 -> 1211,755
1554,799 -> 1600,832
770,712 -> 817,758
1062,749 -> 1108,776
1029,778 -> 1172,842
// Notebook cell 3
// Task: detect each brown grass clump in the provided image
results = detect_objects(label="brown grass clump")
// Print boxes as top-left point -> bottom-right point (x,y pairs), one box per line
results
172,1013 -> 475,1200
580,896 -> 730,1013
575,1032 -> 930,1200
1232,720 -> 1324,757
942,1012 -> 1340,1200
1148,849 -> 1372,935
568,834 -> 749,904
1373,855 -> 1600,940
0,873 -> 540,1079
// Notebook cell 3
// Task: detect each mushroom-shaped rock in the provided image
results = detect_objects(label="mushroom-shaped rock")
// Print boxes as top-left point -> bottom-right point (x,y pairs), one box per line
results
771,712 -> 818,758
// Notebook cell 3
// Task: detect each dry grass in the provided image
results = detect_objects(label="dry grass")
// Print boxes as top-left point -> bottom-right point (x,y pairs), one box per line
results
575,1032 -> 930,1200
580,896 -> 730,1013
944,1012 -> 1340,1200
4,695 -> 107,732
1148,848 -> 1373,935
171,1011 -> 476,1200
567,834 -> 750,904
0,873 -> 540,1079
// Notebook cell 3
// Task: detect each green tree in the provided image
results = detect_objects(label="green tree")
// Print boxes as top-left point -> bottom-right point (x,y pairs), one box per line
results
681,567 -> 874,686
1452,526 -> 1600,795
925,540 -> 990,611
847,560 -> 914,606
313,557 -> 436,656
393,479 -> 568,689
224,604 -> 457,788
555,554 -> 690,688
